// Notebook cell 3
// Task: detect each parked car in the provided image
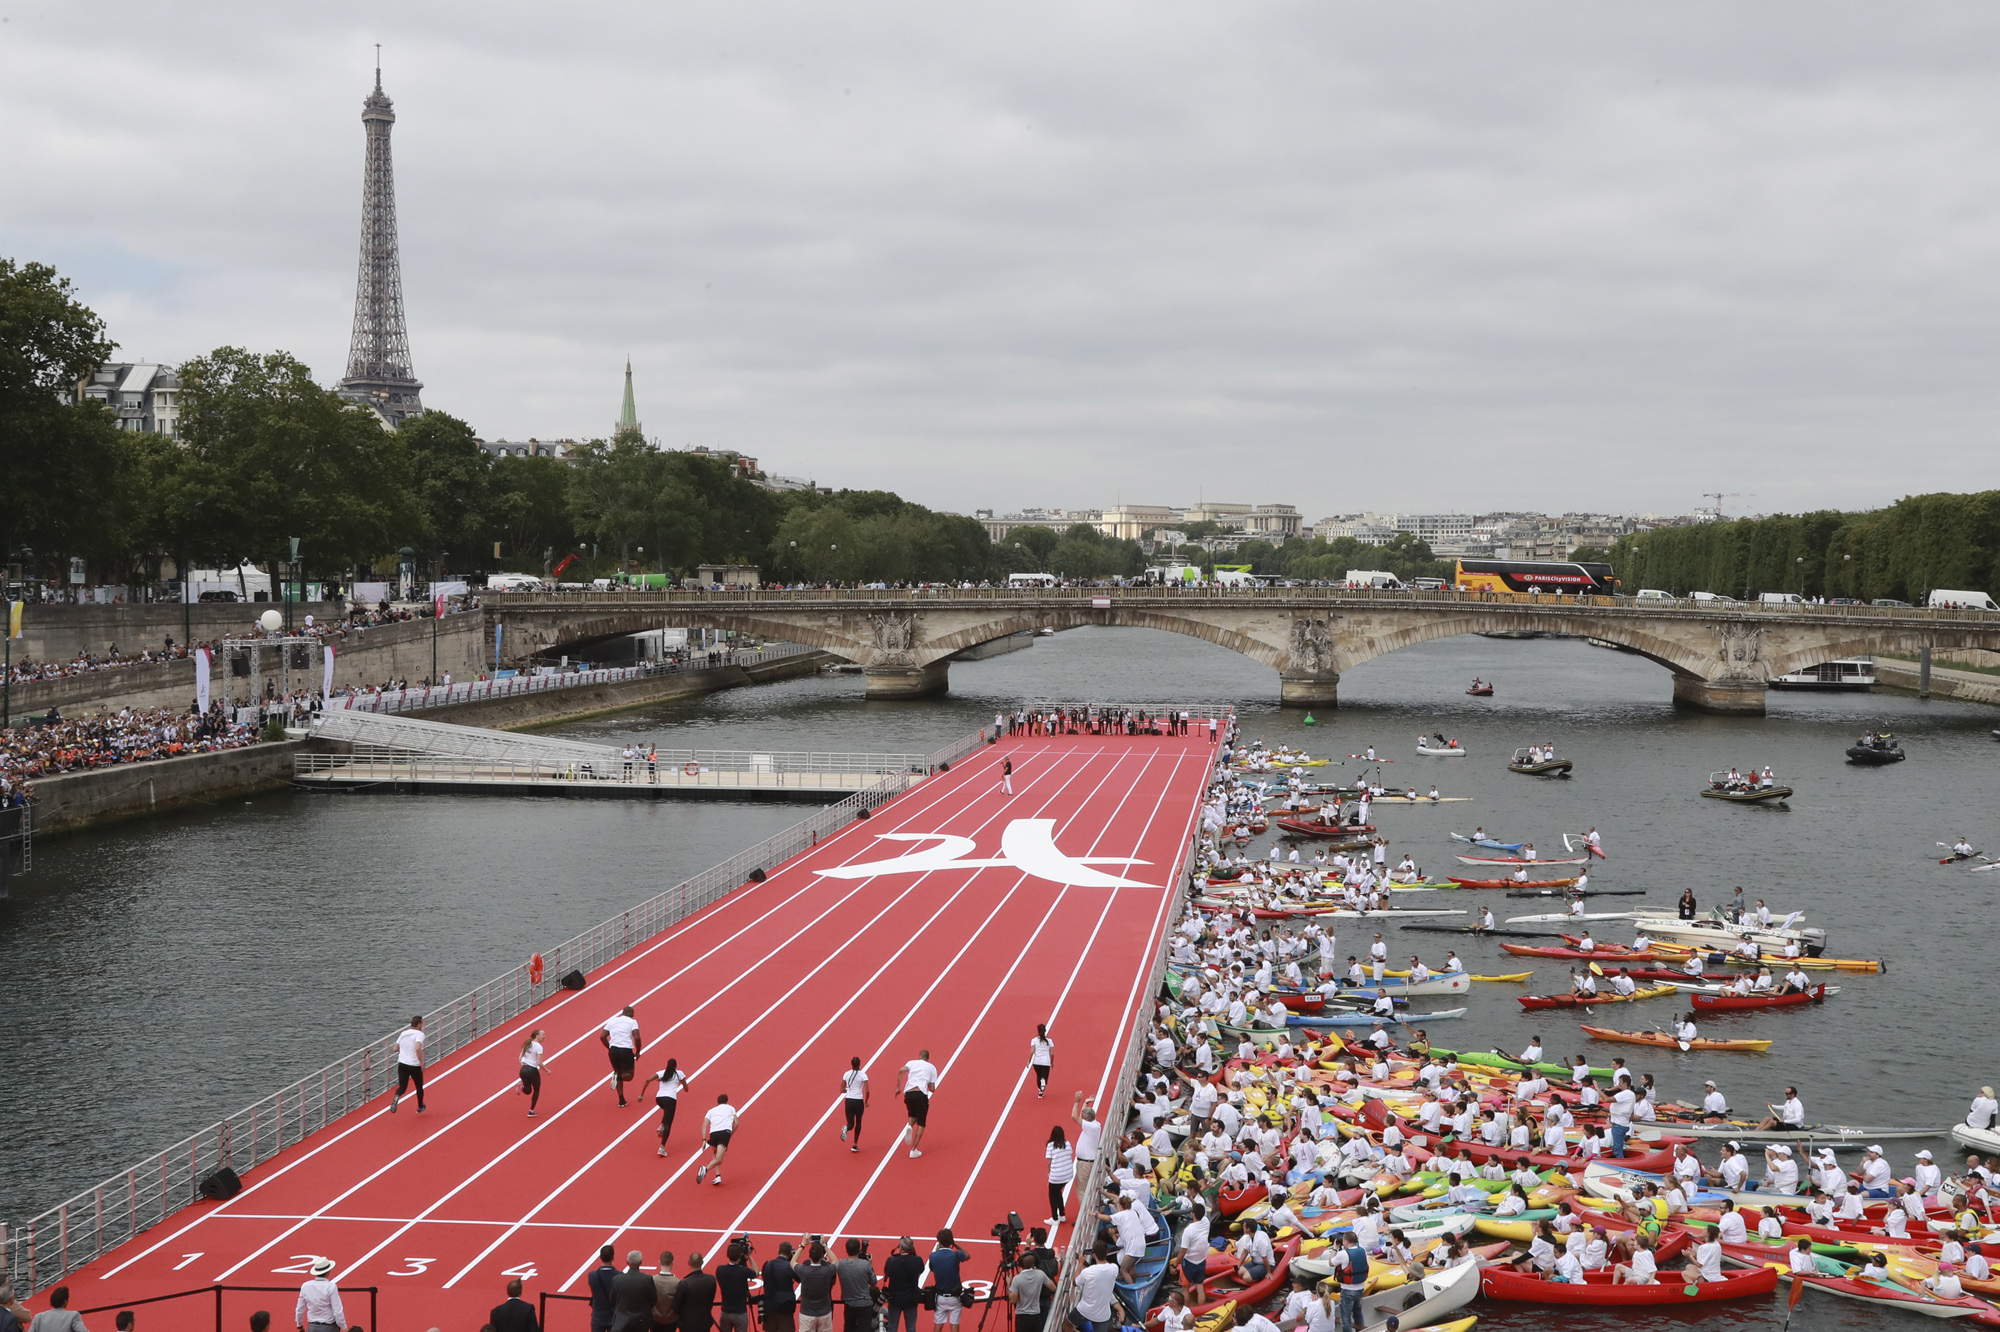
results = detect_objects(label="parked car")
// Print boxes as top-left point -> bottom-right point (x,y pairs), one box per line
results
1635,589 -> 1675,603
1827,597 -> 1864,605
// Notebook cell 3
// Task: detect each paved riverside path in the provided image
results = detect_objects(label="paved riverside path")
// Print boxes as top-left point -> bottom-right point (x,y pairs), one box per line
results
71,727 -> 1213,1331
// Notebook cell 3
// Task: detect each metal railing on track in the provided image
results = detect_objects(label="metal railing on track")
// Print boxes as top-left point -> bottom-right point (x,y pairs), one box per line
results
292,750 -> 926,793
4,721 -> 991,1295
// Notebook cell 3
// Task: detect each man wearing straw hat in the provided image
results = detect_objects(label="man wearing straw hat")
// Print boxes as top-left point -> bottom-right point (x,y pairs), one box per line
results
294,1257 -> 346,1332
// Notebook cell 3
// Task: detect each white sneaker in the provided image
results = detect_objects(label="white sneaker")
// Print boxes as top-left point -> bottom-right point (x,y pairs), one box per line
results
658,1147 -> 667,1158
909,1149 -> 922,1158
697,1165 -> 707,1182
713,1174 -> 723,1185
841,1126 -> 848,1141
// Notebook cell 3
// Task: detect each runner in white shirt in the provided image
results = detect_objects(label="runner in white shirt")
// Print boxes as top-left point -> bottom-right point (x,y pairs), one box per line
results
840,1056 -> 870,1152
517,1027 -> 545,1116
696,1094 -> 738,1185
1030,1024 -> 1055,1098
390,1015 -> 427,1114
896,1049 -> 940,1158
638,1057 -> 690,1155
600,1004 -> 644,1107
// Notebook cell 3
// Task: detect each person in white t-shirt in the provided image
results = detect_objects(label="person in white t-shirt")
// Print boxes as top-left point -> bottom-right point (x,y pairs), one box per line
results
390,1015 -> 427,1114
1030,1024 -> 1055,1099
696,1093 -> 737,1185
839,1056 -> 870,1152
600,1005 -> 644,1106
638,1058 -> 690,1155
896,1050 -> 940,1158
517,1027 -> 545,1116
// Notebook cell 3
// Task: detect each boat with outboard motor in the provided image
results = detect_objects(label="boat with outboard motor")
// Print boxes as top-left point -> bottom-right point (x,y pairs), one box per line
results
1846,732 -> 1906,765
1508,747 -> 1573,776
1701,771 -> 1793,803
1416,734 -> 1468,757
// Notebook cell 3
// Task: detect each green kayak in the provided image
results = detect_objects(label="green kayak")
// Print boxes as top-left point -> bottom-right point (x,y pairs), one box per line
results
1429,1046 -> 1616,1082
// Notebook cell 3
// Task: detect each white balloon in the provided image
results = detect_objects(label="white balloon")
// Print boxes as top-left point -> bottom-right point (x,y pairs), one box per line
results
260,609 -> 282,632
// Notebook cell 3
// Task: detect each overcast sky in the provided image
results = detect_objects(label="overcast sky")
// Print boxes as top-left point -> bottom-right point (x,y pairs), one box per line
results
7,4 -> 2000,521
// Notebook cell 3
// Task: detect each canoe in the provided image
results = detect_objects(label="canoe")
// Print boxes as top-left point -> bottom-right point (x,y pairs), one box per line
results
1216,1181 -> 1269,1217
1448,876 -> 1581,889
1690,984 -> 1827,1011
1502,943 -> 1664,961
1700,785 -> 1794,803
1480,1266 -> 1778,1305
1177,1236 -> 1300,1319
1357,1265 -> 1480,1331
1519,984 -> 1677,1010
1288,1007 -> 1469,1026
1274,817 -> 1379,840
1647,942 -> 1885,974
1580,1024 -> 1773,1053
1450,833 -> 1527,852
1113,1196 -> 1173,1321
1785,1273 -> 2000,1322
1456,854 -> 1589,866
1661,1120 -> 1944,1145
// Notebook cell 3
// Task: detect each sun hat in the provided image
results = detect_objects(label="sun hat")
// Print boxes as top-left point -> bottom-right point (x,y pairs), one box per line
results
1917,1150 -> 1934,1160
310,1257 -> 335,1277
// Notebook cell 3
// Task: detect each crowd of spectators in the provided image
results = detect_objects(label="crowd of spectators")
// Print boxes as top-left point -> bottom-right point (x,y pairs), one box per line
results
0,704 -> 255,798
2,597 -> 481,688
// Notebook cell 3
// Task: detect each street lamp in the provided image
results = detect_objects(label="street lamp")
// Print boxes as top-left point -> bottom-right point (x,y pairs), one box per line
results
2,545 -> 27,729
1796,556 -> 1806,598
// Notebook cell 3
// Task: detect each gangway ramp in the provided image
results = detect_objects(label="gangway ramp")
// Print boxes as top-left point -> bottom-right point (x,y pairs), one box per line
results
301,710 -> 938,800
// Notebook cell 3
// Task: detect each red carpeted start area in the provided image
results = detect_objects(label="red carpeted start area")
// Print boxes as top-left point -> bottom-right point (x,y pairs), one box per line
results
71,731 -> 1212,1331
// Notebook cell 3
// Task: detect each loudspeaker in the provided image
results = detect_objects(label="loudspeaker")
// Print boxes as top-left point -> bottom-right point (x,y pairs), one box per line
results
747,868 -> 766,882
198,1166 -> 242,1201
560,969 -> 587,991
856,807 -> 872,820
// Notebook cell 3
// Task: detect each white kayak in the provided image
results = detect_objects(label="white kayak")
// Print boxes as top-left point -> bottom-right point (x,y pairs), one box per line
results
1506,911 -> 1646,924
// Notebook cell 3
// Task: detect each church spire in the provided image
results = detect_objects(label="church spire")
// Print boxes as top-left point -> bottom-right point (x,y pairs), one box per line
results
617,357 -> 641,437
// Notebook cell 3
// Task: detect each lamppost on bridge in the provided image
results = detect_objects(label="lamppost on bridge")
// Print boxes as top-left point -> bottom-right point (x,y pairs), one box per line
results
2,544 -> 26,729
1797,556 -> 1806,598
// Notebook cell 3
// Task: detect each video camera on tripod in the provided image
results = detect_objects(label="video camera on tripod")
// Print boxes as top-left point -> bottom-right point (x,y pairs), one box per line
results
990,1211 -> 1025,1262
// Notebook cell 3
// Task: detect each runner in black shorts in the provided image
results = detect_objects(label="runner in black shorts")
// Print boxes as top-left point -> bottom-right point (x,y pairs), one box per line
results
896,1049 -> 940,1159
698,1094 -> 738,1185
600,1005 -> 643,1106
840,1056 -> 869,1152
639,1058 -> 689,1156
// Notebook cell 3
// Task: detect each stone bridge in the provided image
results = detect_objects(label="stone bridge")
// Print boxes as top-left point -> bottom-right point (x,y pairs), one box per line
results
487,588 -> 2000,713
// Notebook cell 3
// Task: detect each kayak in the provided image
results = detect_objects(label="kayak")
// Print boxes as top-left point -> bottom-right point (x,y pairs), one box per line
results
1448,876 -> 1581,889
1519,984 -> 1677,1010
1507,911 -> 1644,923
1502,943 -> 1664,961
1690,984 -> 1827,1011
1580,1024 -> 1773,1053
1426,1047 -> 1617,1081
1287,1007 -> 1470,1027
1450,832 -> 1527,852
1660,1120 -> 1943,1145
1274,817 -> 1379,840
1480,1265 -> 1778,1305
1647,942 -> 1885,974
1784,1273 -> 2000,1323
1456,854 -> 1589,866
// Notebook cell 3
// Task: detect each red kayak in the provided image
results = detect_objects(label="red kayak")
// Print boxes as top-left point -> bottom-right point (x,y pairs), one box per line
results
1274,817 -> 1378,840
1175,1237 -> 1300,1318
1216,1181 -> 1269,1217
1481,1266 -> 1777,1305
1502,943 -> 1665,962
1790,1274 -> 2000,1324
1518,987 -> 1667,1010
1272,992 -> 1326,1013
1691,984 -> 1826,1012
1449,876 -> 1581,889
1459,1141 -> 1677,1175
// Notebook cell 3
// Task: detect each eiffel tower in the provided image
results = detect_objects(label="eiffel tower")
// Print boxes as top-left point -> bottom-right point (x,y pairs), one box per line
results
337,57 -> 423,425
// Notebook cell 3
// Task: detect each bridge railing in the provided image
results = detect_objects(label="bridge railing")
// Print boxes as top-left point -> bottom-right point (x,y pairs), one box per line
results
484,586 -> 2000,624
1,725 -> 952,1296
325,643 -> 817,717
291,751 -> 919,792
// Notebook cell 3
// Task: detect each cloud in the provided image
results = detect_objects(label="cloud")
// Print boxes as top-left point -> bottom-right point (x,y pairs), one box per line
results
6,2 -> 2000,518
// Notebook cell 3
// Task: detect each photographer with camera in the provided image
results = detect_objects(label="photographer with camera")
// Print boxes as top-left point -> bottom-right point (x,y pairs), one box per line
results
881,1238 -> 924,1332
1023,1228 -> 1058,1283
760,1242 -> 799,1332
836,1239 -> 878,1332
795,1239 -> 839,1332
717,1240 -> 756,1332
925,1230 -> 971,1328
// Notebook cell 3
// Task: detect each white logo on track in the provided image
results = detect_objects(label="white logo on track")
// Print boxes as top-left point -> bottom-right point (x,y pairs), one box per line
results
817,819 -> 1154,888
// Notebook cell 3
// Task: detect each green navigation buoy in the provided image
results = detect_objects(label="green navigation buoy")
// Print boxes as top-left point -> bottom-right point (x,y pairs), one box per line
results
1302,713 -> 1316,726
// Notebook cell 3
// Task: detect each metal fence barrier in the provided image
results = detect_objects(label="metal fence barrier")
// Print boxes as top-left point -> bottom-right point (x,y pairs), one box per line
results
3,723 -> 987,1295
292,751 -> 927,794
328,643 -> 818,717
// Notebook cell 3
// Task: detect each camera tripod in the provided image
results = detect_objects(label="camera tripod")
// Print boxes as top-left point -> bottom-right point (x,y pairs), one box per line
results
975,1249 -> 1021,1332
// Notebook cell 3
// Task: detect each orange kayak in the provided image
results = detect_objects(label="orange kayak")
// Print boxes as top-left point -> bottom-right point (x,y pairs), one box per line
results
1579,1024 -> 1773,1052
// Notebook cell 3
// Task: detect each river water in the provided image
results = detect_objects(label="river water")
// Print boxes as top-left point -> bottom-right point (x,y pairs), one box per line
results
8,627 -> 1994,1329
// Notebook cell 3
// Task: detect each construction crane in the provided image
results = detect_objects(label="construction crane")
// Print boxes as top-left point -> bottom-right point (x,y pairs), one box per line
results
1701,492 -> 1751,520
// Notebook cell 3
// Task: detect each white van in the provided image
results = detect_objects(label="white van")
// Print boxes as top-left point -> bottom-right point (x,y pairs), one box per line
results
1007,572 -> 1058,587
1690,591 -> 1737,604
1928,589 -> 2000,612
1635,589 -> 1674,603
1344,570 -> 1402,590
487,572 -> 545,592
1758,592 -> 1804,606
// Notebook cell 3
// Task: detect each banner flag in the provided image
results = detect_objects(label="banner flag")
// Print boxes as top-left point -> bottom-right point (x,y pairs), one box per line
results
323,645 -> 336,701
195,647 -> 211,713
6,600 -> 20,639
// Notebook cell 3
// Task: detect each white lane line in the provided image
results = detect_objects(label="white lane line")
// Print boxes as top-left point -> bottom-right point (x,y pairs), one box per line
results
580,745 -> 1141,1286
826,748 -> 1178,1237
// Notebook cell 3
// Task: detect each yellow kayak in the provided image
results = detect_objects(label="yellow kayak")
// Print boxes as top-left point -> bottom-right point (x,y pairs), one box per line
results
1647,941 -> 1884,973
1470,972 -> 1534,982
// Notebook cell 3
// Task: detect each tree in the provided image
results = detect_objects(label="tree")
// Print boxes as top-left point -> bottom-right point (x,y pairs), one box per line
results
0,258 -> 129,575
1002,525 -> 1060,572
489,454 -> 578,575
172,347 -> 417,579
398,410 -> 491,571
